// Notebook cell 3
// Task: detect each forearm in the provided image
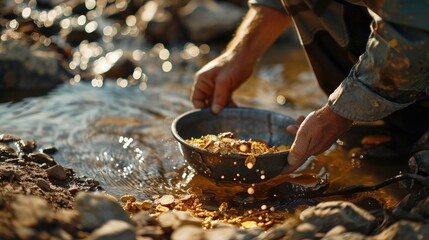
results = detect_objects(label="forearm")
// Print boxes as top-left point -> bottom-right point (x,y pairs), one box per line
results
224,5 -> 292,65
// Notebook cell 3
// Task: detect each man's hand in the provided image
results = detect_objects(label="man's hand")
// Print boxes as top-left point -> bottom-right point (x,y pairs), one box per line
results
192,53 -> 253,114
282,104 -> 353,173
191,5 -> 291,114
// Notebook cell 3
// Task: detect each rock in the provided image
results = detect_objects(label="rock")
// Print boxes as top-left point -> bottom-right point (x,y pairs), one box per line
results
158,211 -> 202,230
291,223 -> 318,240
75,192 -> 131,230
18,139 -> 36,153
0,35 -> 71,90
300,201 -> 376,234
11,195 -> 52,228
132,212 -> 157,227
0,143 -> 17,158
36,178 -> 51,192
136,1 -> 182,44
171,225 -> 204,240
410,196 -> 429,219
136,225 -> 164,239
55,209 -> 81,236
102,57 -> 136,79
178,0 -> 245,42
373,220 -> 429,240
0,134 -> 20,142
412,130 -> 429,152
28,152 -> 57,166
409,150 -> 429,175
46,165 -> 67,180
257,218 -> 299,240
322,232 -> 367,240
41,146 -> 58,154
205,227 -> 238,240
324,225 -> 347,237
89,220 -> 136,240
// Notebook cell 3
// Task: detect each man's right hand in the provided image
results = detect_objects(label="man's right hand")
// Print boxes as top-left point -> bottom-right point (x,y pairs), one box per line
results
191,52 -> 254,114
191,5 -> 292,114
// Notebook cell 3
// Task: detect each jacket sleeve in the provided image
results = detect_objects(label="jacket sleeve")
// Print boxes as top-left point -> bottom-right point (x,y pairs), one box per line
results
328,10 -> 429,122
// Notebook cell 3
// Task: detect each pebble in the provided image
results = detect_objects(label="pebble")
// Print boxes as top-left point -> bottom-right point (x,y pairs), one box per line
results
41,146 -> 58,154
158,211 -> 202,230
171,225 -> 204,240
205,227 -> 238,240
18,139 -> 36,153
409,150 -> 429,175
300,201 -> 376,234
373,220 -> 429,240
132,212 -> 157,227
75,192 -> 132,230
0,143 -> 17,158
0,134 -> 20,142
36,178 -> 51,192
28,152 -> 57,166
11,195 -> 51,228
46,165 -> 67,180
89,220 -> 136,240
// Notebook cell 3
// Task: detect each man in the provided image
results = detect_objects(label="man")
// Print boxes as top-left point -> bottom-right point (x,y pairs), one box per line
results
191,0 -> 429,173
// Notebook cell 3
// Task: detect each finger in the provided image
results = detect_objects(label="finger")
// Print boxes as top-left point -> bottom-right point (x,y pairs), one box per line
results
192,90 -> 209,109
284,129 -> 312,172
211,79 -> 231,114
286,125 -> 298,136
191,78 -> 215,108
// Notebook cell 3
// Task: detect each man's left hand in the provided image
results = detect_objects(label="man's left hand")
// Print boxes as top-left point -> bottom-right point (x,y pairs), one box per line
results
282,104 -> 353,173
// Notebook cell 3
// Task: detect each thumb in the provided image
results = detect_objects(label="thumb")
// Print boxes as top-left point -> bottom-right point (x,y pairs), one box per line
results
281,132 -> 310,174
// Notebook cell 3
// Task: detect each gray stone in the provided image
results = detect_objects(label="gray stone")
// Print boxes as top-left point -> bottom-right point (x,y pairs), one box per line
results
46,165 -> 67,180
158,211 -> 201,230
132,211 -> 157,227
136,225 -> 164,239
322,232 -> 367,240
373,220 -> 429,240
300,201 -> 376,234
0,35 -> 71,89
11,195 -> 52,228
409,150 -> 429,175
324,225 -> 347,237
414,196 -> 429,218
18,139 -> 36,153
178,0 -> 245,42
291,223 -> 318,240
206,227 -> 238,240
75,192 -> 131,230
88,220 -> 135,240
28,152 -> 56,166
171,225 -> 204,240
0,134 -> 20,142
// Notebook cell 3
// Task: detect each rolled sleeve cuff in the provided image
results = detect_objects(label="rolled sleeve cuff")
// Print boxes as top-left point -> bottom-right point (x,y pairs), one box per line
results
248,0 -> 286,12
328,77 -> 414,122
